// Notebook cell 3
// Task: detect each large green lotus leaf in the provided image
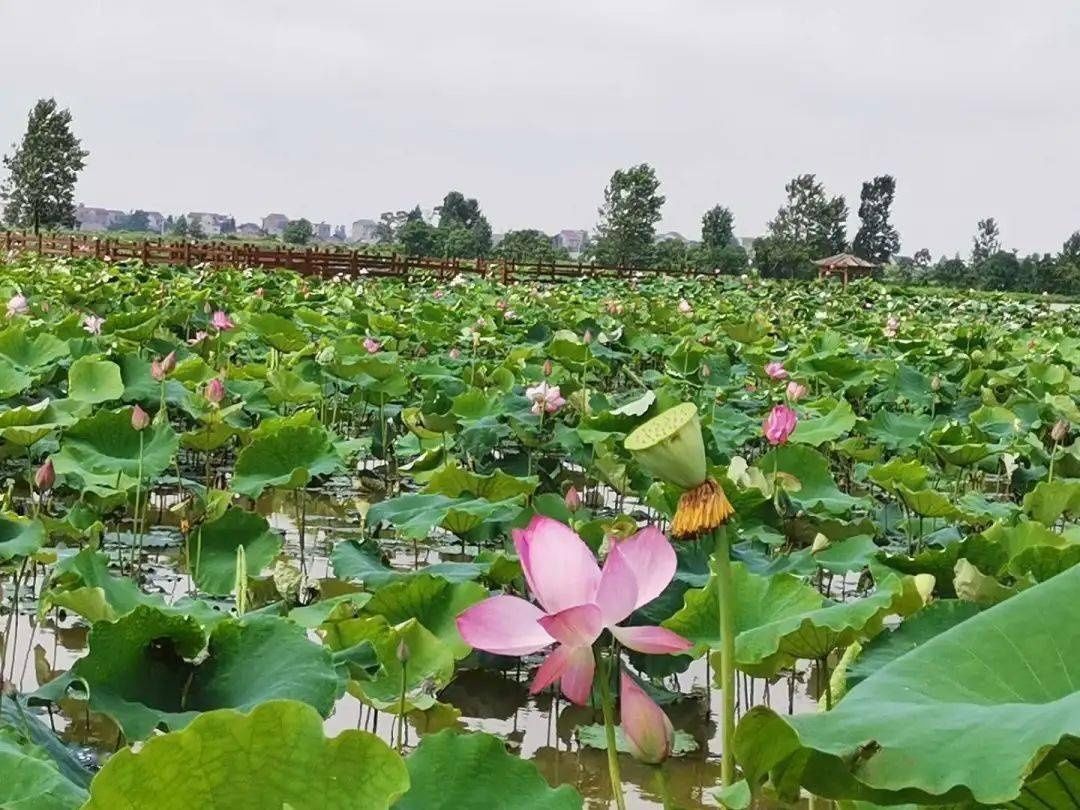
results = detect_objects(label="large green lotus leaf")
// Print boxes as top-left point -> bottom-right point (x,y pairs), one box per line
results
83,701 -> 409,810
1022,478 -> 1080,525
0,399 -> 78,447
1,698 -> 93,790
332,539 -> 488,587
664,562 -> 926,677
188,508 -> 283,596
34,607 -> 341,740
397,729 -> 582,810
230,424 -> 342,497
733,564 -> 1080,807
361,574 -> 487,659
862,410 -> 934,450
422,461 -> 538,501
755,445 -> 864,516
0,513 -> 45,561
67,356 -> 125,403
0,357 -> 31,398
895,485 -> 960,519
866,458 -> 930,494
321,615 -> 454,712
266,367 -> 322,405
99,310 -> 159,341
52,408 -> 179,491
367,492 -> 524,539
791,399 -> 857,447
928,424 -> 994,467
242,310 -> 311,352
0,729 -> 88,810
0,327 -> 69,371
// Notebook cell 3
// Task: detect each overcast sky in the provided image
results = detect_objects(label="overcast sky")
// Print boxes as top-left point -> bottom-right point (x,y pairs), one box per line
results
2,1 -> 1077,256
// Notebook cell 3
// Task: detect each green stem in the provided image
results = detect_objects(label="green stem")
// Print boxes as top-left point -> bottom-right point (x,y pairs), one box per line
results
595,649 -> 626,810
1048,440 -> 1058,483
714,525 -> 737,787
133,432 -> 145,575
397,658 -> 407,754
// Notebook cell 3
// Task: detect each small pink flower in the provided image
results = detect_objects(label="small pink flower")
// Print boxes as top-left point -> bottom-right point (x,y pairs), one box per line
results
620,672 -> 675,764
188,331 -> 209,346
496,299 -> 508,311
34,459 -> 55,492
131,405 -> 151,431
205,377 -> 225,405
456,517 -> 691,705
162,351 -> 177,375
150,358 -> 166,382
449,348 -> 462,360
6,294 -> 28,317
433,289 -> 445,300
363,337 -> 381,354
786,381 -> 807,401
677,298 -> 692,315
525,381 -> 566,416
564,486 -> 582,513
763,404 -> 798,445
83,314 -> 105,335
764,361 -> 788,380
211,310 -> 235,331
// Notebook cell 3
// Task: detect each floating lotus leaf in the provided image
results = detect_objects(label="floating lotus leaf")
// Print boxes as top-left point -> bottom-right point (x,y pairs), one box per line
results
242,310 -> 311,352
862,410 -> 934,451
83,701 -> 409,810
422,461 -> 537,501
755,445 -> 864,516
230,423 -> 342,497
67,356 -> 125,403
331,539 -> 489,586
188,508 -> 283,596
0,326 -> 69,371
791,398 -> 857,447
366,492 -> 524,539
0,513 -> 45,561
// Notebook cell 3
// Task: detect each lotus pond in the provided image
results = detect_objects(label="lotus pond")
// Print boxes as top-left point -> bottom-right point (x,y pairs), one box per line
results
0,255 -> 1078,809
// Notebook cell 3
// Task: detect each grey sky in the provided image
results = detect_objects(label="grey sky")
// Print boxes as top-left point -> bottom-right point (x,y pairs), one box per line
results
2,0 -> 1077,257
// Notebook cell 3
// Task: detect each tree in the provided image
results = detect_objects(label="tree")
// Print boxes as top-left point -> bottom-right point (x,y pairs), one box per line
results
972,218 -> 1001,264
282,218 -> 313,245
436,191 -> 492,257
171,215 -> 188,237
1,99 -> 89,232
913,248 -> 932,268
1060,231 -> 1080,265
700,205 -> 735,252
852,175 -> 900,262
493,230 -> 569,263
757,174 -> 847,278
591,164 -> 665,267
397,218 -> 439,256
188,218 -> 205,239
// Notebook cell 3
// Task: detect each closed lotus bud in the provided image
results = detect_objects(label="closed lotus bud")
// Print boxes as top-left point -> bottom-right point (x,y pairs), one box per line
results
542,359 -> 553,377
1051,419 -> 1069,443
396,639 -> 411,663
150,358 -> 166,382
700,363 -> 710,379
162,351 -> 177,375
620,672 -> 674,765
34,459 -> 55,492
131,404 -> 151,431
206,378 -> 226,405
564,485 -> 582,513
583,330 -> 593,345
931,374 -> 942,392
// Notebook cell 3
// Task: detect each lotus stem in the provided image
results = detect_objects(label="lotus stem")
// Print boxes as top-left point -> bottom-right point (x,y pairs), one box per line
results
396,657 -> 407,753
1048,440 -> 1058,483
133,431 -> 145,575
714,524 -> 737,787
595,647 -> 627,810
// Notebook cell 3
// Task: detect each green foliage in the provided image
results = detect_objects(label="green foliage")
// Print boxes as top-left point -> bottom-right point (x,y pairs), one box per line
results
493,229 -> 569,263
851,175 -> 900,263
282,218 -> 314,245
759,173 -> 848,278
591,163 -> 665,267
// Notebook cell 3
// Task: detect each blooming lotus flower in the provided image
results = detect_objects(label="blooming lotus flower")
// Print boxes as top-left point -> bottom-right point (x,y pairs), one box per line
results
763,404 -> 798,445
83,314 -> 105,335
363,337 -> 381,354
211,310 -> 234,331
6,294 -> 28,317
188,331 -> 209,346
677,299 -> 692,315
34,459 -> 55,492
525,381 -> 566,416
205,378 -> 225,405
620,672 -> 675,765
786,381 -> 807,401
131,405 -> 151,431
456,517 -> 692,704
764,361 -> 788,380
565,486 -> 582,513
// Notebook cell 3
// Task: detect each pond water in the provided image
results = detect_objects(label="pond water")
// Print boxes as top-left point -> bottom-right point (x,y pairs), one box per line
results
3,487 -> 821,809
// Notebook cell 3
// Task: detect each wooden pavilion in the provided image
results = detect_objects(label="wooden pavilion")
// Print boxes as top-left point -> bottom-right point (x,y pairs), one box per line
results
814,253 -> 877,286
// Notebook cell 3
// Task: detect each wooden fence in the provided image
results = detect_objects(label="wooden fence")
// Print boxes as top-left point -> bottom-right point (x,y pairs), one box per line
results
1,230 -> 717,284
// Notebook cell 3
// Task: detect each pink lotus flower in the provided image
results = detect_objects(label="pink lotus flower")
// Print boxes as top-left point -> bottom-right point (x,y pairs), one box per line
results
433,289 -> 445,300
211,310 -> 234,331
83,314 -> 105,335
6,294 -> 28,317
205,378 -> 225,405
162,351 -> 177,375
449,348 -> 462,360
34,459 -> 55,492
363,337 -> 381,354
564,486 -> 582,513
456,517 -> 691,704
764,361 -> 788,380
131,405 -> 151,431
763,404 -> 798,445
188,331 -> 209,346
786,381 -> 807,401
525,381 -> 566,416
150,358 -> 166,382
620,671 -> 675,764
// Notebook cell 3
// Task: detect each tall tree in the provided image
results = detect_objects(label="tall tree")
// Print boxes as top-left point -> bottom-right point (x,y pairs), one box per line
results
852,175 -> 900,262
171,215 -> 188,237
972,218 -> 1001,264
592,163 -> 665,267
1,99 -> 89,232
188,218 -> 205,239
493,230 -> 569,263
437,191 -> 492,257
282,218 -> 313,245
756,174 -> 847,278
397,218 -> 439,256
700,205 -> 735,251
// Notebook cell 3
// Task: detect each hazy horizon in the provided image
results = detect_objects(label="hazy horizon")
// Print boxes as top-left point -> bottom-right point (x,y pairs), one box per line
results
2,0 -> 1078,258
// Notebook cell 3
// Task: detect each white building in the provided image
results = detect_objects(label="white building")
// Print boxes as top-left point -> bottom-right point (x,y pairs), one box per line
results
262,213 -> 289,236
351,219 -> 380,244
553,229 -> 588,256
187,212 -> 232,236
75,205 -> 125,232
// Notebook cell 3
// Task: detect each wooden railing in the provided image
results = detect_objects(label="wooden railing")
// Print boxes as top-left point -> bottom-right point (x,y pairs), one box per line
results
1,230 -> 715,283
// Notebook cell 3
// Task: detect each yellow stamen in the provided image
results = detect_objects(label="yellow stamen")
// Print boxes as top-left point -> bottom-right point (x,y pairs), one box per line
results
671,478 -> 735,539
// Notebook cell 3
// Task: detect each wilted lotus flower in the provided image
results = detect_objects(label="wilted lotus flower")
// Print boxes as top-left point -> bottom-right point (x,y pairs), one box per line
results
131,404 -> 151,431
620,672 -> 675,765
205,378 -> 226,405
83,314 -> 105,335
211,310 -> 235,331
564,486 -> 582,513
786,381 -> 807,401
363,336 -> 381,354
188,330 -> 209,346
1051,419 -> 1069,443
449,347 -> 462,360
764,361 -> 788,380
677,298 -> 692,315
455,517 -> 691,704
542,359 -> 553,377
450,274 -> 467,287
525,381 -> 566,416
34,458 -> 55,492
763,404 -> 798,445
6,294 -> 28,317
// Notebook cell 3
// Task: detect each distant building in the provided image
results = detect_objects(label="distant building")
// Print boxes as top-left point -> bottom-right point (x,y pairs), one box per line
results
143,211 -> 165,234
553,229 -> 587,256
332,225 -> 347,241
75,205 -> 126,232
187,212 -> 232,236
351,219 -> 380,244
313,221 -> 331,241
237,222 -> 265,238
262,213 -> 289,236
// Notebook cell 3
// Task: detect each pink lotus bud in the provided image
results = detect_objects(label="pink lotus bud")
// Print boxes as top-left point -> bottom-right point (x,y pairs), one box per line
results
34,459 -> 55,492
1051,419 -> 1069,443
583,330 -> 593,345
363,337 -> 381,354
620,672 -> 674,765
542,359 -> 553,377
162,351 -> 178,375
131,404 -> 151,431
930,374 -> 942,392
205,378 -> 226,405
6,294 -> 29,317
211,310 -> 235,331
564,486 -> 582,513
150,358 -> 166,382
395,639 -> 411,663
763,404 -> 798,446
764,361 -> 788,380
786,381 -> 807,401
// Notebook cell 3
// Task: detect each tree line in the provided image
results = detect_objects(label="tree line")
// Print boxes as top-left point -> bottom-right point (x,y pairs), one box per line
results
2,98 -> 1079,295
